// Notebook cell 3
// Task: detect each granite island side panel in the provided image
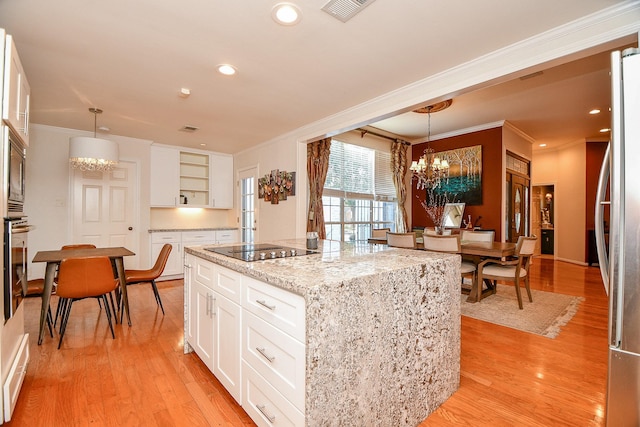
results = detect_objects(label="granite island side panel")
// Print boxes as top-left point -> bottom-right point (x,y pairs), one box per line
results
184,239 -> 460,426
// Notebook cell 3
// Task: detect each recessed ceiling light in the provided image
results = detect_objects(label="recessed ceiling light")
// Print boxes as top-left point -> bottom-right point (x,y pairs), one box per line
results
179,88 -> 191,98
539,144 -> 547,147
589,109 -> 600,115
217,64 -> 237,76
272,3 -> 302,25
600,128 -> 611,133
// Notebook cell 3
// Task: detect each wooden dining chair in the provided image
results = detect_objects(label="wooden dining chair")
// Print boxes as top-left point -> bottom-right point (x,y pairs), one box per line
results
371,228 -> 391,239
423,234 -> 476,291
386,232 -> 417,248
476,236 -> 538,309
56,256 -> 119,348
122,243 -> 172,316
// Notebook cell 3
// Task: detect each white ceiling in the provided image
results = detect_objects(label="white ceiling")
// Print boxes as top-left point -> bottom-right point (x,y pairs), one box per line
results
0,1 -> 635,154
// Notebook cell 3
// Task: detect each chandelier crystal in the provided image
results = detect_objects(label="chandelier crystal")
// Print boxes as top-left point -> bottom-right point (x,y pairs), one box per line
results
69,108 -> 119,172
409,104 -> 450,190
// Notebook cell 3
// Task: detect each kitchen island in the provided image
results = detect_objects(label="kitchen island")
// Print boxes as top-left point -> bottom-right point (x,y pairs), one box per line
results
184,239 -> 460,426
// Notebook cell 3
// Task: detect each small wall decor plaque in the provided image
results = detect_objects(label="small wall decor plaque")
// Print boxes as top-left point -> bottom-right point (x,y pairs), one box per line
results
258,170 -> 296,204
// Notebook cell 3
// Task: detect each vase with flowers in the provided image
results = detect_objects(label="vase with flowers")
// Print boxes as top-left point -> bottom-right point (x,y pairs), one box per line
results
418,189 -> 457,235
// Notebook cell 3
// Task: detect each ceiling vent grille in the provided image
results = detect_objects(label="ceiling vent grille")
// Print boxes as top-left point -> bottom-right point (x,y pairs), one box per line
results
179,125 -> 199,133
321,0 -> 376,23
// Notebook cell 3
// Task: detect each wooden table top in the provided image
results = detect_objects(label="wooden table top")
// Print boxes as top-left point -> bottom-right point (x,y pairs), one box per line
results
367,238 -> 516,258
32,247 -> 135,263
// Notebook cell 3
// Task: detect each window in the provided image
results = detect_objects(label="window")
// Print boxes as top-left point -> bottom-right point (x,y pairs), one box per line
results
323,140 -> 397,242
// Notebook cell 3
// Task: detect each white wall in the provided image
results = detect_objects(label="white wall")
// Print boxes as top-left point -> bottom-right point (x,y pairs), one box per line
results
25,124 -> 154,278
234,136 -> 299,242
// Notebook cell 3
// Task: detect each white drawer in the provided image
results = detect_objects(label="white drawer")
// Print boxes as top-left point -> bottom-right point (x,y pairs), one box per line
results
182,230 -> 216,243
3,334 -> 29,422
151,231 -> 181,244
216,229 -> 238,243
193,255 -> 215,290
213,264 -> 242,305
243,311 -> 305,411
242,361 -> 304,427
243,276 -> 305,342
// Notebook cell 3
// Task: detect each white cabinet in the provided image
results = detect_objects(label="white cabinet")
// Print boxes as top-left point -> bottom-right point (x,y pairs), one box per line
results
152,230 -> 239,279
150,145 -> 233,209
2,34 -> 31,146
151,232 -> 182,276
150,146 -> 179,207
185,254 -> 242,403
210,153 -> 233,208
241,276 -> 306,424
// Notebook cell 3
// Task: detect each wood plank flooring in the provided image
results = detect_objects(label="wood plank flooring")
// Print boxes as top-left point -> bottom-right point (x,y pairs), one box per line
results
7,258 -> 608,426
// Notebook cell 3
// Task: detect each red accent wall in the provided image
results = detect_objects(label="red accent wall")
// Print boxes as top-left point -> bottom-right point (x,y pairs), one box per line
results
411,127 -> 503,240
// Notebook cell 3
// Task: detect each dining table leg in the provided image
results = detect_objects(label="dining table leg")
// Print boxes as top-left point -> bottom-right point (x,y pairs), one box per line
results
114,256 -> 131,326
38,262 -> 57,345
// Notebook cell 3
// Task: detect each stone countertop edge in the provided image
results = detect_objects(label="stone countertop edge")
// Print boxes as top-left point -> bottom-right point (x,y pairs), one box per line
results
183,238 -> 460,297
149,227 -> 238,233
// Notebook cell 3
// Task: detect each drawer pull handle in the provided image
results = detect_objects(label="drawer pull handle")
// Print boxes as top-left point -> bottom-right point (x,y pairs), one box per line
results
256,347 -> 275,363
256,299 -> 276,311
256,404 -> 276,423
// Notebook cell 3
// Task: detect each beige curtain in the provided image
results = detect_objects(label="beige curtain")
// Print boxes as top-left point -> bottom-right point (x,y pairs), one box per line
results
307,138 -> 332,239
391,141 -> 409,233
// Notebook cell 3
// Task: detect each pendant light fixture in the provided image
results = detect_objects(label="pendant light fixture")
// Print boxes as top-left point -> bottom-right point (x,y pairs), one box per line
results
69,108 -> 119,171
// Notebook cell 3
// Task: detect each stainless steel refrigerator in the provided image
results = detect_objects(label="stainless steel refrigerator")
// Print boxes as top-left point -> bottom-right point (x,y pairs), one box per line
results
595,47 -> 640,426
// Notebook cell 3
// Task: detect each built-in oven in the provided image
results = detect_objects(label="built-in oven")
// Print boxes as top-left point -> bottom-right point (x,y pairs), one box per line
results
5,127 -> 26,218
3,218 -> 31,322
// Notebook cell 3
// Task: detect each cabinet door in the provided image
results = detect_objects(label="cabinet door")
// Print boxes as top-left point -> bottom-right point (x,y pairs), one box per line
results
213,293 -> 242,403
185,255 -> 195,347
210,154 -> 233,208
152,241 -> 182,277
193,281 -> 215,370
150,146 -> 180,207
2,35 -> 30,146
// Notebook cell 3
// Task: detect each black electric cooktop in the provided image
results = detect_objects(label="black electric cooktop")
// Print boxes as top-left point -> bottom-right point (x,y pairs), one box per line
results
205,243 -> 317,262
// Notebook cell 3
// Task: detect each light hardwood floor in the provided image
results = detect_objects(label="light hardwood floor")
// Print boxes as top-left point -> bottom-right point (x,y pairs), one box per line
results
7,258 -> 608,426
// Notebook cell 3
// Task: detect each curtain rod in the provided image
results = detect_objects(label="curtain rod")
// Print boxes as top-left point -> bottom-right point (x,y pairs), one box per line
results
356,128 -> 411,146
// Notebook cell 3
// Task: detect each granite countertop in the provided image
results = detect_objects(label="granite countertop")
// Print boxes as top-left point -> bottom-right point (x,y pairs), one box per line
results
184,238 -> 458,297
148,227 -> 238,233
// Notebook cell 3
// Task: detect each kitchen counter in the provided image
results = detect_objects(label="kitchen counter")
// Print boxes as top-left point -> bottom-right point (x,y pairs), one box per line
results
184,239 -> 460,426
148,227 -> 238,233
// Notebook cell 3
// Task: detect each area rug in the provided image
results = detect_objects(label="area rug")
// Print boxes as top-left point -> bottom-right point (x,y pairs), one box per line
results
460,285 -> 584,339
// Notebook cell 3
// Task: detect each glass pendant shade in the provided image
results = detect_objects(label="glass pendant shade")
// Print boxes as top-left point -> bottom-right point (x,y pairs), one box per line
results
69,136 -> 119,171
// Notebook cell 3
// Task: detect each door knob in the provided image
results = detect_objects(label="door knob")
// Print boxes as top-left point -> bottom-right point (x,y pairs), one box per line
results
128,227 -> 133,231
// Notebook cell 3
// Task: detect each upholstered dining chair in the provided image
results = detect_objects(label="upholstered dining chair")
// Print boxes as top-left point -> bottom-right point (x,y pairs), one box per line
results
371,228 -> 391,239
476,236 -> 538,309
386,232 -> 417,249
460,229 -> 495,243
55,244 -> 102,328
122,243 -> 172,316
56,256 -> 119,348
423,234 -> 476,291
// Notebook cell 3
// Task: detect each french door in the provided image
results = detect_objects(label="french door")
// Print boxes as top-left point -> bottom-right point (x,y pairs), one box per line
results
238,167 -> 257,244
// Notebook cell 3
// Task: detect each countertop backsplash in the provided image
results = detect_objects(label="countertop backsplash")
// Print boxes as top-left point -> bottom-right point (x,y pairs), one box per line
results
150,207 -> 235,230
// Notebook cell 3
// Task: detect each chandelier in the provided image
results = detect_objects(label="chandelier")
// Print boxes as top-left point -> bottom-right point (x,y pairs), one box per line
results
69,108 -> 119,171
409,101 -> 452,190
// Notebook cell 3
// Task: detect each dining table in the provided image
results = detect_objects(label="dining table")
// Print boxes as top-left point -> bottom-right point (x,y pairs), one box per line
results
367,237 -> 517,303
32,246 -> 135,345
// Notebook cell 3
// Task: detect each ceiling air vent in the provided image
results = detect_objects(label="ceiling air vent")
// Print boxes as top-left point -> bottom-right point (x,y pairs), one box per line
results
180,125 -> 199,133
321,0 -> 377,23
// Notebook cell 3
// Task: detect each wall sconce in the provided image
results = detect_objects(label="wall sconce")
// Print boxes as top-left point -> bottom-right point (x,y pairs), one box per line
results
258,170 -> 296,204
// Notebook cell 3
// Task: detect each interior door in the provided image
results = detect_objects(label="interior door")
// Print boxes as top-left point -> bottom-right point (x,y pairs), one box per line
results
72,160 -> 139,268
507,173 -> 530,243
238,167 -> 258,244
